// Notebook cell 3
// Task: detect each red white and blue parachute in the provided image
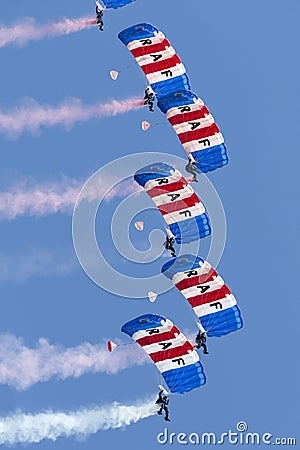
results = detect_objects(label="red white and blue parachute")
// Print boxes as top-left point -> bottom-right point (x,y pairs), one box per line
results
161,254 -> 243,337
134,162 -> 211,244
118,23 -> 228,173
121,313 -> 206,394
100,0 -> 135,9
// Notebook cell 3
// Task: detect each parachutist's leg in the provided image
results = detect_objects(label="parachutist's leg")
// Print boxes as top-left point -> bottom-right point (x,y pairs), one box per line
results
170,245 -> 176,257
202,343 -> 209,354
157,405 -> 163,415
164,406 -> 170,421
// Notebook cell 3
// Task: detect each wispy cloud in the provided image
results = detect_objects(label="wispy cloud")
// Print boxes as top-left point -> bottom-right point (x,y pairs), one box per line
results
0,97 -> 143,138
0,398 -> 158,444
0,334 -> 148,391
0,248 -> 76,282
0,16 -> 97,48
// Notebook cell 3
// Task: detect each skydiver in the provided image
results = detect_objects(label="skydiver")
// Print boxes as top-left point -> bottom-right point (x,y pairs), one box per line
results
163,235 -> 176,258
185,158 -> 199,182
156,389 -> 170,421
95,2 -> 104,31
143,86 -> 155,112
195,331 -> 209,355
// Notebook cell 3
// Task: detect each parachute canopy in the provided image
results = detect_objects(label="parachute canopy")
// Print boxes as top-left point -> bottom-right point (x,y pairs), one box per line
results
157,91 -> 228,173
118,23 -> 228,173
121,313 -> 206,394
118,23 -> 190,99
162,254 -> 243,337
100,0 -> 136,9
134,162 -> 211,244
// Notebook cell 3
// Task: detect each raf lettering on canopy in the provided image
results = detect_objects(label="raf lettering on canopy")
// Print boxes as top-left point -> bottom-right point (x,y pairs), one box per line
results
156,178 -> 169,185
140,38 -> 152,45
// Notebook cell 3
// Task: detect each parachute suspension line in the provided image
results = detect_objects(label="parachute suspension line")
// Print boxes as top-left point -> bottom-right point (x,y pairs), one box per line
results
197,321 -> 207,334
141,121 -> 167,131
107,340 -> 135,352
109,65 -> 133,80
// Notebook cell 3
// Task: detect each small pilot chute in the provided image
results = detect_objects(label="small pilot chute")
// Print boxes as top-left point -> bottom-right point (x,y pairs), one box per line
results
148,291 -> 158,302
142,120 -> 151,131
134,221 -> 144,231
107,340 -> 117,352
121,313 -> 206,394
109,70 -> 119,80
161,254 -> 243,337
134,162 -> 211,244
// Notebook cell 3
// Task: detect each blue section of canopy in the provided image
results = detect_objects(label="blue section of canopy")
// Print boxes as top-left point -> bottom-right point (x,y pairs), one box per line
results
157,90 -> 198,113
163,362 -> 206,394
191,144 -> 229,173
134,162 -> 174,186
101,0 -> 135,9
201,306 -> 243,337
118,23 -> 158,45
162,254 -> 205,279
170,216 -> 210,243
121,314 -> 165,337
152,75 -> 191,99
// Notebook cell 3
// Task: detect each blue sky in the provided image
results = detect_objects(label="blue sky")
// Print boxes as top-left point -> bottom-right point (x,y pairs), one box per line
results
0,0 -> 299,448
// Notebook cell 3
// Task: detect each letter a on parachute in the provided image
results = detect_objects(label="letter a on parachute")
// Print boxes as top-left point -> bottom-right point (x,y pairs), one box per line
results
121,313 -> 206,394
118,23 -> 228,173
134,162 -> 211,244
162,255 -> 243,337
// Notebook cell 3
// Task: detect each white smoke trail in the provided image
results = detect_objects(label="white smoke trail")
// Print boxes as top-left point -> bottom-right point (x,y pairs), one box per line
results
0,398 -> 158,444
0,176 -> 140,220
0,177 -> 80,220
0,334 -> 148,390
0,97 -> 144,138
0,16 -> 97,48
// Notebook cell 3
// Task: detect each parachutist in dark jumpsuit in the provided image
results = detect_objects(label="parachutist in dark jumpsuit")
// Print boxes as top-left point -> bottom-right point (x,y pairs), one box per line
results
185,160 -> 199,182
164,236 -> 176,258
143,87 -> 155,112
156,390 -> 170,421
96,5 -> 104,31
195,331 -> 209,354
